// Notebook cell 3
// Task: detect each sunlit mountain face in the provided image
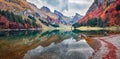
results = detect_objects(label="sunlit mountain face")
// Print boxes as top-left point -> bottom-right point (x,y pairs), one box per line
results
26,0 -> 94,16
73,0 -> 120,28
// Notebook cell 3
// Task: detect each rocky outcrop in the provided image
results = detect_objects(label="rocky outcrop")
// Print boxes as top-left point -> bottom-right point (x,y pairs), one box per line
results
54,10 -> 72,25
40,6 -> 51,12
70,13 -> 83,25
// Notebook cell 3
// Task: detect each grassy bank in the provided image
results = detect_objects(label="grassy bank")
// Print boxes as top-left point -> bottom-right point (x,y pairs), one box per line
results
75,26 -> 120,31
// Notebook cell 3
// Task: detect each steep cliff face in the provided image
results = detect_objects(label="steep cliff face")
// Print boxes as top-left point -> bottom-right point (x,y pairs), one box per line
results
78,0 -> 120,26
87,0 -> 116,14
40,6 -> 51,12
54,10 -> 72,25
71,13 -> 83,25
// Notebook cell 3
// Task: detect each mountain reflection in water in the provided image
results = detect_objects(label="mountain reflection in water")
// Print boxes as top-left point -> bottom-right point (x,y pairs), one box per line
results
0,29 -> 119,59
24,38 -> 94,59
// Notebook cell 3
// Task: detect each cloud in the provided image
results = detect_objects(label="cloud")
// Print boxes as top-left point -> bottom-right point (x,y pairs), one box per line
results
26,0 -> 94,16
46,0 -> 60,6
69,3 -> 88,10
27,0 -> 68,12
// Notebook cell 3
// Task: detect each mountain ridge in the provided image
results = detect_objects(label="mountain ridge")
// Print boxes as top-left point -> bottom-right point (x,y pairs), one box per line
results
76,0 -> 120,27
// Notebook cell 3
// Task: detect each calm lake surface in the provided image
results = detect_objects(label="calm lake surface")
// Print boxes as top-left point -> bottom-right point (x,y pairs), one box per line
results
0,29 -> 119,59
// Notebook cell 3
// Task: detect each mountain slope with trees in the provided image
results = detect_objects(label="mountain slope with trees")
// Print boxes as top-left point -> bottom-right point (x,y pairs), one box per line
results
73,0 -> 120,28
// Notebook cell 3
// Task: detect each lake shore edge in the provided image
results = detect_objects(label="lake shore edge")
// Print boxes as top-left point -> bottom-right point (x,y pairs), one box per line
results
90,34 -> 120,59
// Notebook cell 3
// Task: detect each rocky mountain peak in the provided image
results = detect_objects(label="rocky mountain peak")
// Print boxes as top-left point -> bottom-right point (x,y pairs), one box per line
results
54,10 -> 63,17
40,6 -> 51,12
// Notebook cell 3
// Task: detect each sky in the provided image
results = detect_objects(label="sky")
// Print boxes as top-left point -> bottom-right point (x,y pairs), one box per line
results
27,0 -> 94,16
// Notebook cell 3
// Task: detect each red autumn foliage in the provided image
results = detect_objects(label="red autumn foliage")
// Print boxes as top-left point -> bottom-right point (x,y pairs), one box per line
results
78,0 -> 120,26
0,15 -> 22,29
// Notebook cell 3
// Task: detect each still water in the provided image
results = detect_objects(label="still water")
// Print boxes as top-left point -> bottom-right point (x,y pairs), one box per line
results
0,30 -> 119,59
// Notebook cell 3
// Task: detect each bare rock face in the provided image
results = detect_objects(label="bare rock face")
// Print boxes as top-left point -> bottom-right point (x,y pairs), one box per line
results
87,0 -> 116,14
40,6 -> 51,12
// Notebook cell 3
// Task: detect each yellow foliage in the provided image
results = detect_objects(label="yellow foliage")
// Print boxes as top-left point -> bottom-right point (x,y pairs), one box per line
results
0,0 -> 33,12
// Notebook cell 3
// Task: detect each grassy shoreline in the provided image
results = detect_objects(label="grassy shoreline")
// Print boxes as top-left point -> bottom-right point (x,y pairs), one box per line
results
0,26 -> 120,31
75,26 -> 120,31
0,28 -> 42,31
